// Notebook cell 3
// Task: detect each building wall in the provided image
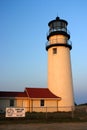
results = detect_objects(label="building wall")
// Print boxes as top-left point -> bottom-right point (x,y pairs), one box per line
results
0,98 -> 29,112
15,98 -> 30,112
30,99 -> 58,112
0,99 -> 10,110
0,98 -> 59,112
46,99 -> 58,112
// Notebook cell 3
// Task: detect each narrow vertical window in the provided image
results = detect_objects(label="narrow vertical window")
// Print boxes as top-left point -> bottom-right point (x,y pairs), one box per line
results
10,99 -> 14,107
40,100 -> 44,106
53,48 -> 57,54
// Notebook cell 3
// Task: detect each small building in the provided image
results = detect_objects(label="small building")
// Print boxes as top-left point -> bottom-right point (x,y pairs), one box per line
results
0,88 -> 61,113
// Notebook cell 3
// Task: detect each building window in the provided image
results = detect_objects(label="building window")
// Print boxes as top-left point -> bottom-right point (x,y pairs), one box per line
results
40,100 -> 44,106
53,48 -> 57,54
10,99 -> 14,107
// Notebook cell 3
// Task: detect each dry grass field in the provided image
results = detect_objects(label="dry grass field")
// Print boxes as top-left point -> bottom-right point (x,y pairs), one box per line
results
0,123 -> 87,130
0,105 -> 87,130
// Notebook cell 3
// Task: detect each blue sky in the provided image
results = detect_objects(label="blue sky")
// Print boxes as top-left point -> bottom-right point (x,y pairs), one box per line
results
0,0 -> 87,104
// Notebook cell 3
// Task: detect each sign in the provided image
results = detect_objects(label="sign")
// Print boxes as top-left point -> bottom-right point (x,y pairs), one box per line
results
6,108 -> 25,117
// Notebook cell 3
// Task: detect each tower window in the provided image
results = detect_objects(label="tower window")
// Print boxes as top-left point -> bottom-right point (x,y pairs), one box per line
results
40,100 -> 44,106
53,48 -> 57,54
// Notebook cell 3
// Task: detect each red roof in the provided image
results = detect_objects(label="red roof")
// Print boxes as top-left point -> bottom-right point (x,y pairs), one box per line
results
25,88 -> 60,99
0,91 -> 27,98
0,88 -> 60,99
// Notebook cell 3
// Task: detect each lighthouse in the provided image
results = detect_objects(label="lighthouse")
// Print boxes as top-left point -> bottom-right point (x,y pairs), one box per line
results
46,17 -> 74,111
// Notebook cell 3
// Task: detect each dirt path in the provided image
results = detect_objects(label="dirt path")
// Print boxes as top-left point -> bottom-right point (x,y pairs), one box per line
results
0,123 -> 87,130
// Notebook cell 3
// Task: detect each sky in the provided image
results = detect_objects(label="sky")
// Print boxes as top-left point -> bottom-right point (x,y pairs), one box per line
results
0,0 -> 87,104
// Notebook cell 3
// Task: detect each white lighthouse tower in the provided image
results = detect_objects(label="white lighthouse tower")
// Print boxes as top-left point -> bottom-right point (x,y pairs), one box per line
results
46,17 -> 74,111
